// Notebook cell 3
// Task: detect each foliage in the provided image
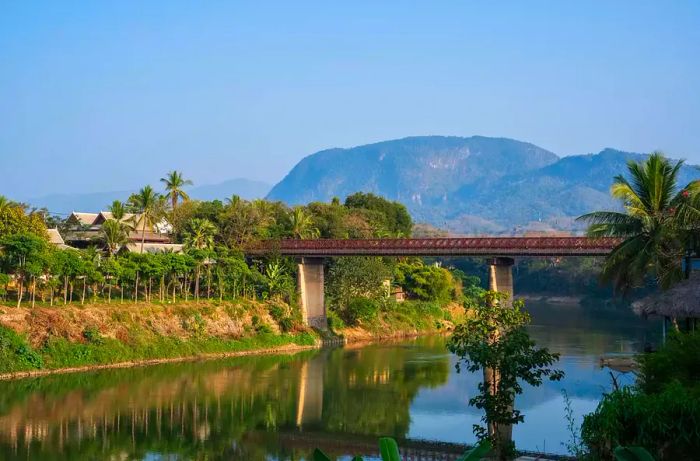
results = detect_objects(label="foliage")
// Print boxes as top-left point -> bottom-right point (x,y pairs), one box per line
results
395,261 -> 457,303
578,152 -> 700,291
581,383 -> 700,461
326,257 -> 391,309
312,438 -> 491,461
344,297 -> 379,325
448,292 -> 563,460
344,192 -> 413,236
0,203 -> 47,239
614,446 -> 656,461
637,330 -> 700,394
0,326 -> 43,372
160,170 -> 193,209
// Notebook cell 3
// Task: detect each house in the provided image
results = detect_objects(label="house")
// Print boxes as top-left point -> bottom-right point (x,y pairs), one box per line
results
47,228 -> 72,250
62,211 -> 173,249
633,272 -> 700,338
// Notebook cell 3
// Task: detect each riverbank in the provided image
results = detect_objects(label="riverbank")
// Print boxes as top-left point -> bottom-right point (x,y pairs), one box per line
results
0,298 -> 459,380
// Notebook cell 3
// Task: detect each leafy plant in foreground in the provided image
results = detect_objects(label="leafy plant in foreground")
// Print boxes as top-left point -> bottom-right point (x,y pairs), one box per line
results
312,437 -> 491,461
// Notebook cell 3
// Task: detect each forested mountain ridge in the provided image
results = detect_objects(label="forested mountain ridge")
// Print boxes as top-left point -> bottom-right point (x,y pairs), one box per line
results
267,137 -> 700,234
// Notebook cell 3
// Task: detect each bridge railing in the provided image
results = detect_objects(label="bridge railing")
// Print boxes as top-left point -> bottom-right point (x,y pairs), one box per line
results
246,237 -> 621,257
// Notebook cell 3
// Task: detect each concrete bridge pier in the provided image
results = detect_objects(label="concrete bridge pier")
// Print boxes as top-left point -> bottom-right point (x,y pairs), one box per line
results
488,257 -> 514,301
297,257 -> 327,329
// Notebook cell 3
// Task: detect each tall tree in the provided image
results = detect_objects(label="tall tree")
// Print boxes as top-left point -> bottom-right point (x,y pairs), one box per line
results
578,152 -> 700,291
289,207 -> 319,239
183,218 -> 217,251
128,186 -> 162,253
160,171 -> 193,210
101,219 -> 129,256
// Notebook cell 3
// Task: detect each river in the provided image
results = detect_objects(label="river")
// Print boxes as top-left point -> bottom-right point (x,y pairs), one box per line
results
0,301 -> 659,460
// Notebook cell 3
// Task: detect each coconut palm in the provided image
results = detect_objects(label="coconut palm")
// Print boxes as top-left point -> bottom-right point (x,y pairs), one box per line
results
577,152 -> 700,291
128,186 -> 163,253
160,171 -> 193,210
290,207 -> 319,239
101,219 -> 129,256
108,200 -> 134,232
183,218 -> 217,250
0,195 -> 12,212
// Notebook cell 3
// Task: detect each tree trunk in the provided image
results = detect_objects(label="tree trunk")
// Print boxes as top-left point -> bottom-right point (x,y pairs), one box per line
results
16,277 -> 23,308
140,218 -> 147,253
134,271 -> 140,303
207,266 -> 211,300
70,282 -> 74,303
64,276 -> 68,305
31,276 -> 36,308
108,281 -> 112,303
81,278 -> 86,305
195,266 -> 200,302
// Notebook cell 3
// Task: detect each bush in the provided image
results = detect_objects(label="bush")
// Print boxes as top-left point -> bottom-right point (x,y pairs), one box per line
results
581,383 -> 700,460
82,327 -> 104,345
638,331 -> 700,394
327,309 -> 346,332
343,297 -> 379,325
0,326 -> 43,372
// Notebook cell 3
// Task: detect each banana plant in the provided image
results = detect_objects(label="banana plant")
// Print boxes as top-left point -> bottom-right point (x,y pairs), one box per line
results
614,446 -> 655,461
312,438 -> 491,461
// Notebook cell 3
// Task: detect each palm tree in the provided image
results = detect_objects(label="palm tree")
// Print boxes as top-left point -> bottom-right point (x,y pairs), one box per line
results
128,186 -> 162,253
290,207 -> 319,239
101,219 -> 129,256
183,218 -> 217,250
577,152 -> 700,291
0,195 -> 11,212
160,171 -> 193,210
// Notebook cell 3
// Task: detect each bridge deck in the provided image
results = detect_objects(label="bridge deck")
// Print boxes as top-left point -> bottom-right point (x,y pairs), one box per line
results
247,237 -> 620,257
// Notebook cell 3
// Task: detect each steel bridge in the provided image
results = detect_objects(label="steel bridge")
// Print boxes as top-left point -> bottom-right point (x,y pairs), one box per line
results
246,237 -> 621,258
245,237 -> 620,329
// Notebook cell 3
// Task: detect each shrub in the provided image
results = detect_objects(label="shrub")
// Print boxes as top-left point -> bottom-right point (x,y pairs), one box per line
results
0,326 -> 43,372
637,331 -> 700,394
581,383 -> 700,460
82,327 -> 104,345
343,297 -> 379,325
327,309 -> 346,332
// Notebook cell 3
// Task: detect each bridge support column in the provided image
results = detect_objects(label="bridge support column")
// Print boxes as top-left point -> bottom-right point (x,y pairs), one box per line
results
488,257 -> 514,301
298,257 -> 327,329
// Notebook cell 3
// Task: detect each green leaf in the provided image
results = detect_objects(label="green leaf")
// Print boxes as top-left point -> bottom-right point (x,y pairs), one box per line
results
313,448 -> 333,461
458,439 -> 492,461
351,457 -> 364,461
378,437 -> 401,461
614,446 -> 655,461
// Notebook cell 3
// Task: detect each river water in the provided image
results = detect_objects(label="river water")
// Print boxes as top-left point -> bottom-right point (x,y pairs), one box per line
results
0,301 -> 659,460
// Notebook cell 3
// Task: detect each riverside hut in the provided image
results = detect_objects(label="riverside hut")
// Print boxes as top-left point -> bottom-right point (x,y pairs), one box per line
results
632,272 -> 700,338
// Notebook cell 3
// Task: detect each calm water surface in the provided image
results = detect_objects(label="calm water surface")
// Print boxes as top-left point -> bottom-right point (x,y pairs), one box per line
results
0,302 -> 659,460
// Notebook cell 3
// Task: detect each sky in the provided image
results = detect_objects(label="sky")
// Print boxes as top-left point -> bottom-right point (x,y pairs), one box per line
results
1,1 -> 699,199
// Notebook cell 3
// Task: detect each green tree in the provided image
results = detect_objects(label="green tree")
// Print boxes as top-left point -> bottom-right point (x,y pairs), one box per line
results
160,170 -> 193,210
128,185 -> 163,253
0,233 -> 49,307
0,203 -> 48,239
101,219 -> 129,256
448,292 -> 563,460
326,257 -> 391,310
578,153 -> 700,291
289,207 -> 320,239
345,192 -> 413,236
183,218 -> 217,251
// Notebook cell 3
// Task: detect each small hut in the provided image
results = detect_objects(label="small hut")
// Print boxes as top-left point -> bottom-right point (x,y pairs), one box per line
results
632,272 -> 700,338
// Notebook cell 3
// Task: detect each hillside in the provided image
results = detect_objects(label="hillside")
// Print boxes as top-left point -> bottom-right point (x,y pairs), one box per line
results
267,137 -> 700,234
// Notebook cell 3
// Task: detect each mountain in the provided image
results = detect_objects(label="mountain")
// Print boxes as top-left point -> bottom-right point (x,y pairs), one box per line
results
24,178 -> 271,215
267,137 -> 700,234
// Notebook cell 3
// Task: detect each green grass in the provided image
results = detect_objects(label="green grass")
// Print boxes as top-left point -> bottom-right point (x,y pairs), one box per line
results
0,324 -> 317,374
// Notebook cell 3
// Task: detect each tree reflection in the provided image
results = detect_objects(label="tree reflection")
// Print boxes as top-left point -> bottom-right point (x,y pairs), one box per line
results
0,338 -> 450,460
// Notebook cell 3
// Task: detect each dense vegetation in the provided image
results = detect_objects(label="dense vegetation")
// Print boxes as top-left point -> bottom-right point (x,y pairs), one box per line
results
575,153 -> 700,461
0,175 -> 467,372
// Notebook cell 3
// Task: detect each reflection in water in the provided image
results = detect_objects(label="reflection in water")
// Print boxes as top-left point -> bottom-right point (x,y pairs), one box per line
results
0,302 -> 659,459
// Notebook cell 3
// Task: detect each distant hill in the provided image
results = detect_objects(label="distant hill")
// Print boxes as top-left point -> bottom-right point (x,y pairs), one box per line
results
25,178 -> 271,215
267,136 -> 700,234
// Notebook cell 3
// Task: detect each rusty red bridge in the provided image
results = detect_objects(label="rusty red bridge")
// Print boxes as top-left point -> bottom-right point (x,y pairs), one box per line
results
246,237 -> 621,329
247,236 -> 620,258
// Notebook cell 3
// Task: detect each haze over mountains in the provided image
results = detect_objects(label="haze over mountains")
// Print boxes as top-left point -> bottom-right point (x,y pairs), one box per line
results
267,136 -> 700,234
20,136 -> 699,234
24,178 -> 271,216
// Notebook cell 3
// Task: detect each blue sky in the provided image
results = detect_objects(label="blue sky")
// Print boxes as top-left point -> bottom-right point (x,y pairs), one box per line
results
1,1 -> 699,198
